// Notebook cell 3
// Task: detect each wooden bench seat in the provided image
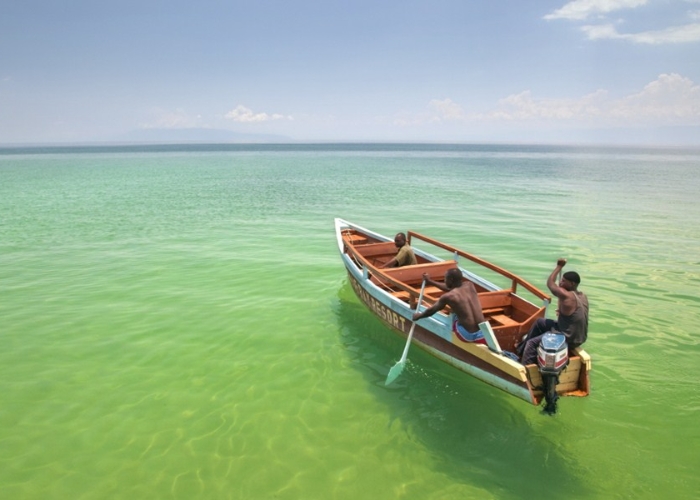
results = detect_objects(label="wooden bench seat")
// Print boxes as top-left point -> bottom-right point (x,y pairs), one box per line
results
344,234 -> 368,245
490,314 -> 519,327
478,290 -> 512,310
481,307 -> 505,318
392,286 -> 443,301
354,241 -> 397,257
382,260 -> 458,284
482,307 -> 506,316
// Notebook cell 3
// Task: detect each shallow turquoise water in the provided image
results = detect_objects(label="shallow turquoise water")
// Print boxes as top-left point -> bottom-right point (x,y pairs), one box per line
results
1,144 -> 699,499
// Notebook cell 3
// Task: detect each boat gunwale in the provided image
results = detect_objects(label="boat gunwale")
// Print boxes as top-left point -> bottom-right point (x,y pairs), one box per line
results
406,230 -> 551,302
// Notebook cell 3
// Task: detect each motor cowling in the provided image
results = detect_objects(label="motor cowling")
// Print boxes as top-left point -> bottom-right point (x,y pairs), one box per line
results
537,332 -> 569,375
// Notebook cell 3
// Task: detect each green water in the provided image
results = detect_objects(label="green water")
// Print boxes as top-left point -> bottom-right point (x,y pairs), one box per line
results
1,144 -> 698,499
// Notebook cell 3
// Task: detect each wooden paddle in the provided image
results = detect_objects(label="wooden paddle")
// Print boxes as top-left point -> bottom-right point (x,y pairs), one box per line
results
385,279 -> 427,386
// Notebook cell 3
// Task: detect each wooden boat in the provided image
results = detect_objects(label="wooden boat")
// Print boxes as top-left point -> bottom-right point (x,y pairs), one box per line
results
335,218 -> 591,407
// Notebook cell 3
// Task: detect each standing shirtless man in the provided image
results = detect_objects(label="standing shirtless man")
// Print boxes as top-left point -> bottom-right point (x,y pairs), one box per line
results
412,268 -> 485,338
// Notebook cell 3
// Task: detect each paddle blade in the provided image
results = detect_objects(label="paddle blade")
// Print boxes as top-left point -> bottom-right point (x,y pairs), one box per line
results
385,360 -> 405,386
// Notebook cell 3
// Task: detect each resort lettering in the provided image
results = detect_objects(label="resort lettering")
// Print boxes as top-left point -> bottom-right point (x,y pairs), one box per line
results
349,275 -> 407,332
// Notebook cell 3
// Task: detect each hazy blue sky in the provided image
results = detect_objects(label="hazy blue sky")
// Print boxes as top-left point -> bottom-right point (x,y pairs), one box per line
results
2,0 -> 699,145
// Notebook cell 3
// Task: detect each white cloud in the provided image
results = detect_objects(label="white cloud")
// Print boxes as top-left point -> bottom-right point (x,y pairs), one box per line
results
225,105 -> 292,123
138,105 -> 293,130
489,73 -> 700,124
428,98 -> 466,121
544,0 -> 648,21
610,73 -> 700,121
397,74 -> 700,128
582,21 -> 700,43
579,23 -> 622,39
545,0 -> 700,45
487,89 -> 609,121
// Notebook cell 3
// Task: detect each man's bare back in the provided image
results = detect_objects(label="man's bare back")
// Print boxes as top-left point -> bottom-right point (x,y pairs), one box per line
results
441,281 -> 485,334
413,269 -> 485,334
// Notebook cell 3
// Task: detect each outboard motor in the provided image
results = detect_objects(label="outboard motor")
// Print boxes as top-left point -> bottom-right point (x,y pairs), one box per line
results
537,332 -> 569,415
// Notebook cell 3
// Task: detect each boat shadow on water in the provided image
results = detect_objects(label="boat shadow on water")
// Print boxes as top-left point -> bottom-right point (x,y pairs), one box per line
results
334,282 -> 592,499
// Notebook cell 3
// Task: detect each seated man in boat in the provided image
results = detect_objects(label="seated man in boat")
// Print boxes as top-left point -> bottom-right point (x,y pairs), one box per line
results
380,232 -> 417,268
519,259 -> 589,365
412,269 -> 486,342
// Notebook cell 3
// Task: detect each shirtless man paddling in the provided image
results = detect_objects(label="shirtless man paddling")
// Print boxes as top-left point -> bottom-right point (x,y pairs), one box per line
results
412,268 -> 485,338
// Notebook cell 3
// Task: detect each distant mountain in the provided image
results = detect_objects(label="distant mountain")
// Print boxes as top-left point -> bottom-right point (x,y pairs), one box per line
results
120,128 -> 292,144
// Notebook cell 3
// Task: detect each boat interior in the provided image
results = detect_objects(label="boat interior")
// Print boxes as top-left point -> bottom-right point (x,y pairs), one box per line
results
340,229 -> 542,351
